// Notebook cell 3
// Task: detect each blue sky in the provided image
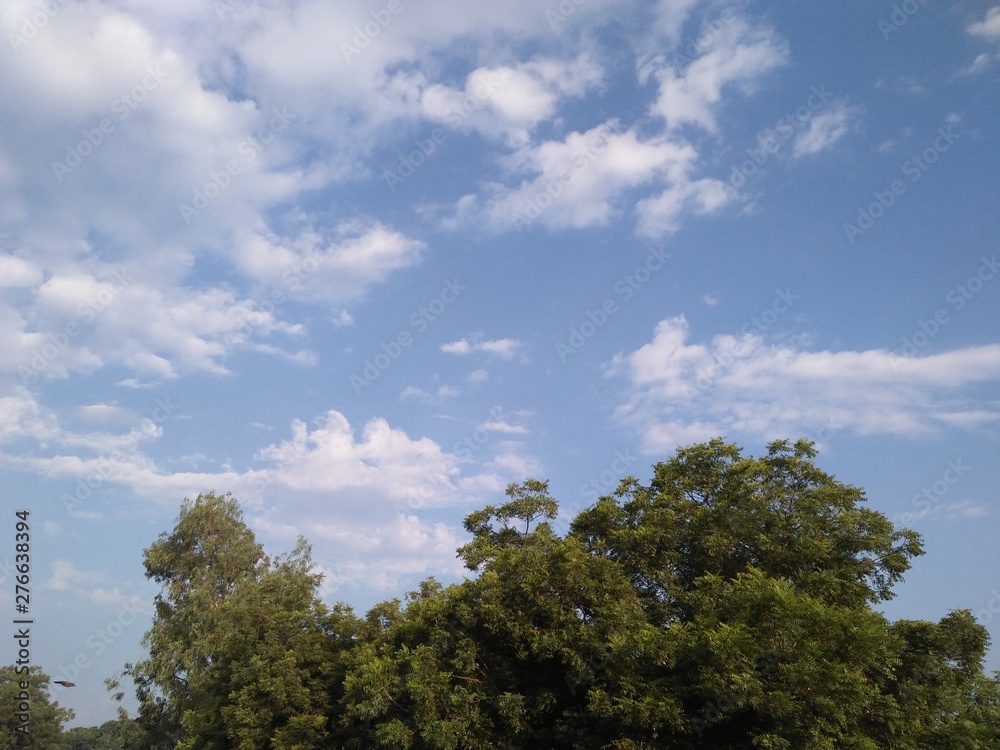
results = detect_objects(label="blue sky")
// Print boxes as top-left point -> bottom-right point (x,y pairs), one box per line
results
1,0 -> 999,727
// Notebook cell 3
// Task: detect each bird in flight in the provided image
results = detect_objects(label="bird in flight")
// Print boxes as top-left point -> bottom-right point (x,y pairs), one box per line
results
53,681 -> 76,687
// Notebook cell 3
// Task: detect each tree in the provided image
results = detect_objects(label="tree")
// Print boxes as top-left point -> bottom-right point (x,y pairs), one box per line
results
339,481 -> 669,749
59,716 -> 149,750
122,492 -> 356,749
568,438 -> 995,748
124,443 -> 1000,749
0,665 -> 73,750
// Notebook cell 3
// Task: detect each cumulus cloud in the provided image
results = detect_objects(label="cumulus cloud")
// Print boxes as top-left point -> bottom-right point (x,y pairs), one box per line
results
649,17 -> 788,132
1,401 -> 536,593
420,56 -> 603,145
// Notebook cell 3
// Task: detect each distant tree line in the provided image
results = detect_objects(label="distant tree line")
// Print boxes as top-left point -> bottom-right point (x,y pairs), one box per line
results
6,439 -> 999,748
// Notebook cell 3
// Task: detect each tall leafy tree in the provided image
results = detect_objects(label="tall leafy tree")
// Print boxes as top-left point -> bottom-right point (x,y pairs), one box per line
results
340,480 -> 669,749
567,438 -> 995,748
123,444 -> 1000,749
123,492 -> 355,749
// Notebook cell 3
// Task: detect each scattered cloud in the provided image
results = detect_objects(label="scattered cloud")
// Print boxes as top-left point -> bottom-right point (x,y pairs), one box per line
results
792,103 -> 862,157
968,6 -> 1000,40
441,336 -> 528,361
649,17 -> 788,132
610,316 -> 1000,454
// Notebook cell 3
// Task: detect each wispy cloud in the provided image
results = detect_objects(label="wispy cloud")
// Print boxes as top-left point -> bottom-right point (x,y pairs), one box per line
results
792,103 -> 862,157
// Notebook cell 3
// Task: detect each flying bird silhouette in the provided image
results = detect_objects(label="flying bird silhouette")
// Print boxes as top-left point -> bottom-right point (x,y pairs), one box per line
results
53,681 -> 76,687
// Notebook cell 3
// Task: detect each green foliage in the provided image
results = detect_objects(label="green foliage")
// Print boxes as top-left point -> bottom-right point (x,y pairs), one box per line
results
114,442 -> 1000,749
122,492 -> 359,749
0,665 -> 73,750
59,717 -> 148,750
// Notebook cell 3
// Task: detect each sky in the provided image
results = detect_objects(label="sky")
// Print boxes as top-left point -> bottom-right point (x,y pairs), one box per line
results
1,0 -> 998,728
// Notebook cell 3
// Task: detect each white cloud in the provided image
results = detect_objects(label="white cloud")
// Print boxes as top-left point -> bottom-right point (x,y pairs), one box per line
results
611,316 -> 1000,454
959,52 -> 994,76
480,420 -> 529,435
649,17 -> 788,132
460,122 -> 733,236
441,336 -> 528,361
7,267 -> 311,381
2,401 -> 535,593
0,255 -> 43,287
968,6 -> 1000,40
792,103 -> 862,157
236,221 -> 425,303
420,56 -> 603,145
400,385 -> 459,403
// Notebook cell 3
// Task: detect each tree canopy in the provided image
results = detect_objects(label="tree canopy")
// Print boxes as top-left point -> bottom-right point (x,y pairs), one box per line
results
89,440 -> 1000,748
0,665 -> 74,750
